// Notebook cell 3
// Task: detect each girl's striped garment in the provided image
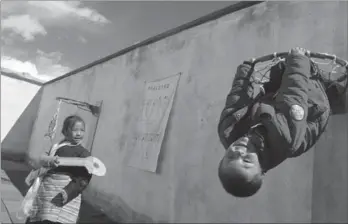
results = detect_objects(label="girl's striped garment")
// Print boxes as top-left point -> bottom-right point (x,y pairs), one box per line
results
28,174 -> 82,223
27,143 -> 92,224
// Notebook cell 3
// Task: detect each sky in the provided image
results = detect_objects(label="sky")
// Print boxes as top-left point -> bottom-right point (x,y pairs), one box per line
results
1,1 -> 234,82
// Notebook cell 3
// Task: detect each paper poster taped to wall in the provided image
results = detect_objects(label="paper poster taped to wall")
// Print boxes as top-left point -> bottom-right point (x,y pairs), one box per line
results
128,73 -> 181,172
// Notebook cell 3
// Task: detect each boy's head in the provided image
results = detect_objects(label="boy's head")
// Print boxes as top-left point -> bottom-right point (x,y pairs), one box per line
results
218,134 -> 264,197
62,115 -> 85,145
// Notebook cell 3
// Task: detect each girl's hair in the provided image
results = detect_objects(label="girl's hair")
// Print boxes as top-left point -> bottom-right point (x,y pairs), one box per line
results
61,115 -> 85,137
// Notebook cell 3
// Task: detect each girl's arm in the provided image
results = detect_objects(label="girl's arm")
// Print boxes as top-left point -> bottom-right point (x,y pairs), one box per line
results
52,146 -> 92,205
61,149 -> 92,203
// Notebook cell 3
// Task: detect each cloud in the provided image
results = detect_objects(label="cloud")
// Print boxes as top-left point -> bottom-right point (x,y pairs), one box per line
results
0,2 -> 26,17
35,50 -> 71,78
1,44 -> 29,60
1,1 -> 109,41
27,1 -> 109,24
78,36 -> 88,44
2,14 -> 47,41
1,35 -> 15,46
1,56 -> 43,80
1,50 -> 71,81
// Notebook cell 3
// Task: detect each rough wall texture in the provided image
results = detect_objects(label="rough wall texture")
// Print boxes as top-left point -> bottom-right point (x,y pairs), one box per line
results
27,2 -> 348,223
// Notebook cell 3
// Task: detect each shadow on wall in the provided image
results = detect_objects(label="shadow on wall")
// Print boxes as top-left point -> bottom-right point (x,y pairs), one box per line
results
1,89 -> 44,197
1,88 -> 43,162
1,162 -> 32,196
78,198 -> 117,223
328,86 -> 347,115
83,188 -> 159,223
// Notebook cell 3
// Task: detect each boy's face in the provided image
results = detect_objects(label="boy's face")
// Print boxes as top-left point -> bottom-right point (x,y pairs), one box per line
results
67,121 -> 85,145
220,136 -> 262,180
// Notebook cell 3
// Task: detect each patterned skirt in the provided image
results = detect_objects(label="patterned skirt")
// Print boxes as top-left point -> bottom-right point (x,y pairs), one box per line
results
27,173 -> 81,223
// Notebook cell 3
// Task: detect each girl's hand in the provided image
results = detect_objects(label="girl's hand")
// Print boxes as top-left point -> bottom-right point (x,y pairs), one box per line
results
51,156 -> 60,168
41,156 -> 60,168
51,190 -> 68,207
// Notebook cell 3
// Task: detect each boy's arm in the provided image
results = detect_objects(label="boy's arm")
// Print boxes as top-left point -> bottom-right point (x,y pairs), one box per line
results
253,50 -> 329,156
218,62 -> 254,149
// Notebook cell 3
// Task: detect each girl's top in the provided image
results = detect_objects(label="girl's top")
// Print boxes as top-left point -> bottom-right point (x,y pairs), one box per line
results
50,144 -> 92,202
28,143 -> 92,223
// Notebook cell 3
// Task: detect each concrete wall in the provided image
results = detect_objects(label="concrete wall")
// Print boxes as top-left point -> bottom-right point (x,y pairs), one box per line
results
1,75 -> 42,160
28,2 -> 348,223
311,110 -> 348,223
309,2 -> 348,223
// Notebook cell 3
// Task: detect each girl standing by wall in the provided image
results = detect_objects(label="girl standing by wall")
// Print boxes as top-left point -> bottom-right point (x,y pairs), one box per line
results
25,115 -> 92,224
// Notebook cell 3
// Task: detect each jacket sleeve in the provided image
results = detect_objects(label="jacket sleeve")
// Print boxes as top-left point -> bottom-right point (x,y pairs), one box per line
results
56,148 -> 92,203
254,53 -> 329,156
218,63 -> 254,149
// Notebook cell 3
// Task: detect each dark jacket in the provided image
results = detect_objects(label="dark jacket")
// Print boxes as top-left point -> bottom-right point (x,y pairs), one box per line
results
49,144 -> 92,202
218,54 -> 331,172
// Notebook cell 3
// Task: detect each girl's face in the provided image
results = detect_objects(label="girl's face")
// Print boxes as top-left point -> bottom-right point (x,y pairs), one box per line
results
66,121 -> 85,145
